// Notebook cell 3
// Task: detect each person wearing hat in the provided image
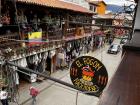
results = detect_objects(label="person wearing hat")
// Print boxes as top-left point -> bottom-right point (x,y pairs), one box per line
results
29,86 -> 39,105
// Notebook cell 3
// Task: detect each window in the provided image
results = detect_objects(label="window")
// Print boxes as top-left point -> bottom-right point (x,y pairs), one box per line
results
106,20 -> 113,25
93,6 -> 97,12
95,19 -> 105,25
90,5 -> 93,11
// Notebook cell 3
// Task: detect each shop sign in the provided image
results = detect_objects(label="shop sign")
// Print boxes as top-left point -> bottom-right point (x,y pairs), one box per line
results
70,56 -> 108,96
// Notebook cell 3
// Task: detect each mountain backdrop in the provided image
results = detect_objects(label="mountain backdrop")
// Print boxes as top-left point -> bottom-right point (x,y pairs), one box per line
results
107,4 -> 124,13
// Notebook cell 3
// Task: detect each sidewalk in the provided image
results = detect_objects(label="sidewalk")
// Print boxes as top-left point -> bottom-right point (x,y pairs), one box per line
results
9,69 -> 70,105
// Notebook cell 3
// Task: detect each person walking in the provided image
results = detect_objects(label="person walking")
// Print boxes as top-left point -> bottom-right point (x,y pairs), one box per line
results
29,86 -> 39,105
0,87 -> 9,105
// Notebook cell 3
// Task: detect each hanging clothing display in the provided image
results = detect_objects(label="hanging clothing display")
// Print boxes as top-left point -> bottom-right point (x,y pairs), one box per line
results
72,49 -> 79,59
42,52 -> 48,60
9,65 -> 19,86
27,55 -> 37,70
15,71 -> 19,85
57,48 -> 66,69
16,58 -> 28,67
45,50 -> 56,73
39,51 -> 48,72
36,58 -> 46,73
66,42 -> 73,62
46,55 -> 51,73
34,54 -> 39,65
50,50 -> 56,73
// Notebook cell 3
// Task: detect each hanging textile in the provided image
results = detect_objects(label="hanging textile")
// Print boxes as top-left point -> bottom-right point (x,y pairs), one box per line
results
15,72 -> 19,85
57,51 -> 65,68
11,65 -> 19,86
66,42 -> 73,62
45,51 -> 51,73
16,58 -> 28,67
51,50 -> 56,72
36,58 -> 46,73
34,54 -> 39,65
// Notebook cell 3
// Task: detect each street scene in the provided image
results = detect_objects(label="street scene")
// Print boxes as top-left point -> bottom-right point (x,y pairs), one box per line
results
4,39 -> 122,105
23,40 -> 122,105
0,0 -> 139,105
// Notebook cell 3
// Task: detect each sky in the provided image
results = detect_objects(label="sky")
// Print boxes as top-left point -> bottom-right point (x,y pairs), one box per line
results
104,0 -> 135,5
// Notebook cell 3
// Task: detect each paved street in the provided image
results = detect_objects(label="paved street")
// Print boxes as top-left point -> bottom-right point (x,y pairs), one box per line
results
22,39 -> 122,105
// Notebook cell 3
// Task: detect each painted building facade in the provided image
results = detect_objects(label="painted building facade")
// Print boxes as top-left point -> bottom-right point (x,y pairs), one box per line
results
88,0 -> 107,15
62,0 -> 90,9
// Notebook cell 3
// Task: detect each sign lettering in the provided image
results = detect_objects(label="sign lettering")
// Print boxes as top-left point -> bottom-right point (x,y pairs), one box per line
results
70,56 -> 108,96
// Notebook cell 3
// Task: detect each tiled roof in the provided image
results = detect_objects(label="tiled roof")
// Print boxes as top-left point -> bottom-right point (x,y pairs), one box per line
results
88,0 -> 107,6
17,0 -> 92,14
86,0 -> 98,6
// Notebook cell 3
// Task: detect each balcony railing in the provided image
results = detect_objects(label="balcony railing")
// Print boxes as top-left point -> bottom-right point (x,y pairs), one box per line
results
84,27 -> 92,33
47,29 -> 63,40
66,28 -> 76,37
0,33 -> 21,48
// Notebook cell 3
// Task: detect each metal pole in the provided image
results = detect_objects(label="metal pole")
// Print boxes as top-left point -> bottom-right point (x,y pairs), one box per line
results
6,61 -> 99,97
75,92 -> 79,105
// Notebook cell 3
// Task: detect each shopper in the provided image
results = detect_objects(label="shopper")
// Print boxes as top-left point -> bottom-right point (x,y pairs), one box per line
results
0,87 -> 9,105
29,86 -> 39,105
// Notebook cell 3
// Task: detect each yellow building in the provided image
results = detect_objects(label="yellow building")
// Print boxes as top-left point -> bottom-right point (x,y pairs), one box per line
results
89,0 -> 107,15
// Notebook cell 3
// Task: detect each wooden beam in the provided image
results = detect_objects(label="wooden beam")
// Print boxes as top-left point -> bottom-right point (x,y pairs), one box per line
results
68,21 -> 132,29
0,0 -> 1,23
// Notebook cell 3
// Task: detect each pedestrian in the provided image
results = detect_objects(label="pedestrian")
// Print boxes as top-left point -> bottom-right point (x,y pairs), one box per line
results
0,87 -> 9,105
109,38 -> 112,45
29,86 -> 39,105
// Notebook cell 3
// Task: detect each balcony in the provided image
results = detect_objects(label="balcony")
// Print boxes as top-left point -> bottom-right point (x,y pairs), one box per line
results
47,29 -> 63,41
0,33 -> 21,49
84,27 -> 92,33
66,28 -> 76,38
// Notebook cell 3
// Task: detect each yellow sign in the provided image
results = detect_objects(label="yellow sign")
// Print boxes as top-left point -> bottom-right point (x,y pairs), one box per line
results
28,32 -> 42,39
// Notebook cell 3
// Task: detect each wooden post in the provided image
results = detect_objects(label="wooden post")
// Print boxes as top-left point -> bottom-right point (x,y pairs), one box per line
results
0,0 -> 1,23
63,12 -> 69,38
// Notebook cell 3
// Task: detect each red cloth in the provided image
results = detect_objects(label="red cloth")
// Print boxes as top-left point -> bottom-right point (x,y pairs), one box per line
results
30,87 -> 39,96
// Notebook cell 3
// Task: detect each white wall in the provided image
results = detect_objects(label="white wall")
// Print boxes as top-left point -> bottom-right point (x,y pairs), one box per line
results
62,0 -> 90,9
